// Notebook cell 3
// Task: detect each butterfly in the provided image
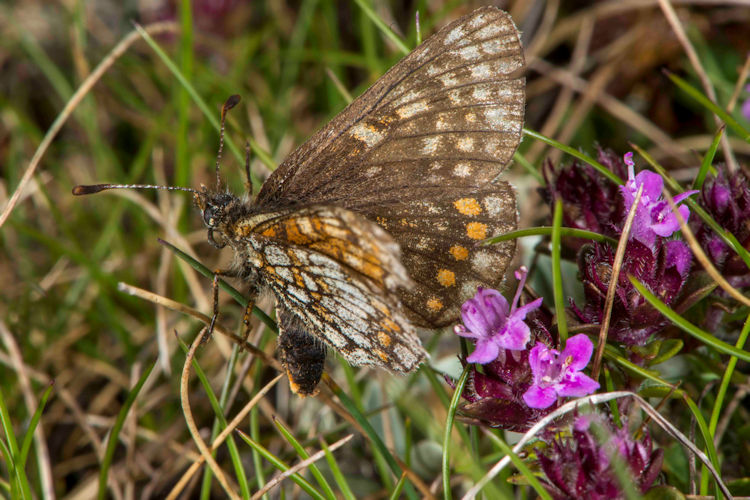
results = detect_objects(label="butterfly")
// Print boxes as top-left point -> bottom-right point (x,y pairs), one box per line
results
74,6 -> 525,396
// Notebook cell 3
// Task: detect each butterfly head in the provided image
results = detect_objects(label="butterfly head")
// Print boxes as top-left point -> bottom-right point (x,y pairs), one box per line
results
194,186 -> 241,249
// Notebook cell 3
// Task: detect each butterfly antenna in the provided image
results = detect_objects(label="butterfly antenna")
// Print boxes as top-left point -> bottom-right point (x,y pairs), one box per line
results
216,94 -> 241,191
72,184 -> 198,196
244,140 -> 252,193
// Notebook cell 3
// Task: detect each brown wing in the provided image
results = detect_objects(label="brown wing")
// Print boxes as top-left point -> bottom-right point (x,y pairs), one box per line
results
370,183 -> 517,327
256,7 -> 525,327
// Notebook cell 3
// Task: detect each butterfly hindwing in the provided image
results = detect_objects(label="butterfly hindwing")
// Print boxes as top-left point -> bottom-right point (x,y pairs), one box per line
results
370,182 -> 517,327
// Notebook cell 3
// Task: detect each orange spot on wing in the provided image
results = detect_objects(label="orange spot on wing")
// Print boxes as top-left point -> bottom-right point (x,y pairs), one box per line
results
466,222 -> 487,240
436,269 -> 456,287
261,227 -> 277,238
381,318 -> 401,333
283,219 -> 312,245
426,297 -> 443,312
450,245 -> 469,261
375,349 -> 389,362
293,270 -> 305,288
454,198 -> 482,216
378,331 -> 392,347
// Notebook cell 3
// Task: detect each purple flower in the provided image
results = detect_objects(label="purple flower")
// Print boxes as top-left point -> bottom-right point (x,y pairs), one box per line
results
542,147 -> 627,250
620,152 -> 698,248
572,239 -> 692,346
522,334 -> 599,408
695,165 -> 750,274
693,165 -> 750,329
742,84 -> 750,121
537,414 -> 664,499
455,267 -> 542,364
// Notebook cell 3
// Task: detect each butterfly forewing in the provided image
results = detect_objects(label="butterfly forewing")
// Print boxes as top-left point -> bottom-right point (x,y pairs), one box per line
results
257,7 -> 524,327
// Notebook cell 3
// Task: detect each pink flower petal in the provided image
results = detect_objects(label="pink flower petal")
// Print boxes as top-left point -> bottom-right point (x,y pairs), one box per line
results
466,337 -> 500,364
560,334 -> 594,370
556,372 -> 600,397
523,385 -> 558,409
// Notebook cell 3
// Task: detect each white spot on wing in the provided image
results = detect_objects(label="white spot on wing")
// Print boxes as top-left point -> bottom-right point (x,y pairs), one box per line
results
265,246 -> 291,266
472,86 -> 490,101
471,249 -> 500,274
454,162 -> 471,177
445,26 -> 466,45
438,73 -> 458,87
483,195 -> 505,216
461,280 -> 482,300
484,107 -> 510,128
287,285 -> 309,304
469,13 -> 488,28
457,137 -> 474,152
471,63 -> 492,79
457,45 -> 480,61
397,100 -> 428,119
422,136 -> 441,154
366,166 -> 382,177
350,122 -> 384,147
476,23 -> 501,38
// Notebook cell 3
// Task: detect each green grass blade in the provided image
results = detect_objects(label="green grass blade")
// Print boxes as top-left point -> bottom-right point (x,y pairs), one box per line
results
174,0 -> 194,188
665,70 -> 750,142
174,337 -> 250,500
19,382 -> 54,467
551,199 -> 568,342
442,365 -> 470,500
330,383 -> 419,500
692,126 -> 723,190
701,313 -> 750,494
133,23 -> 275,177
352,0 -> 411,55
483,431 -> 552,500
629,276 -> 750,363
201,346 -> 247,500
523,128 -> 624,185
273,417 -> 336,500
0,386 -> 32,499
235,430 -> 327,500
484,226 -> 618,246
98,360 -> 157,500
320,438 -> 356,500
682,396 -> 722,498
512,151 -> 545,184
389,473 -> 408,500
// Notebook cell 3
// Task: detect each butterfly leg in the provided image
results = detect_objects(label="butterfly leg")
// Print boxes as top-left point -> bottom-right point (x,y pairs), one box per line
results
277,307 -> 326,397
203,268 -> 242,343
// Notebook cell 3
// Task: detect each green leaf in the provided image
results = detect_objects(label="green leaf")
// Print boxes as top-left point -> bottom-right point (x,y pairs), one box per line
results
99,360 -> 157,500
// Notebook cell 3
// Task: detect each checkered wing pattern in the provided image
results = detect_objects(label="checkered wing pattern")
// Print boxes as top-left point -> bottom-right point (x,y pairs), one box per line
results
256,6 -> 524,327
243,206 -> 425,371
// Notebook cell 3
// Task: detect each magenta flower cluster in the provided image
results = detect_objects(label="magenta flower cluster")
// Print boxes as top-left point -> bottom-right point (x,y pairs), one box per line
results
547,148 -> 696,347
454,267 -> 599,413
620,152 -> 698,248
537,414 -> 664,499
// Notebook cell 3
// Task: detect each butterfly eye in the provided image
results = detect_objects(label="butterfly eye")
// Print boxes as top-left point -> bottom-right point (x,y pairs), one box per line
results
203,205 -> 220,226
